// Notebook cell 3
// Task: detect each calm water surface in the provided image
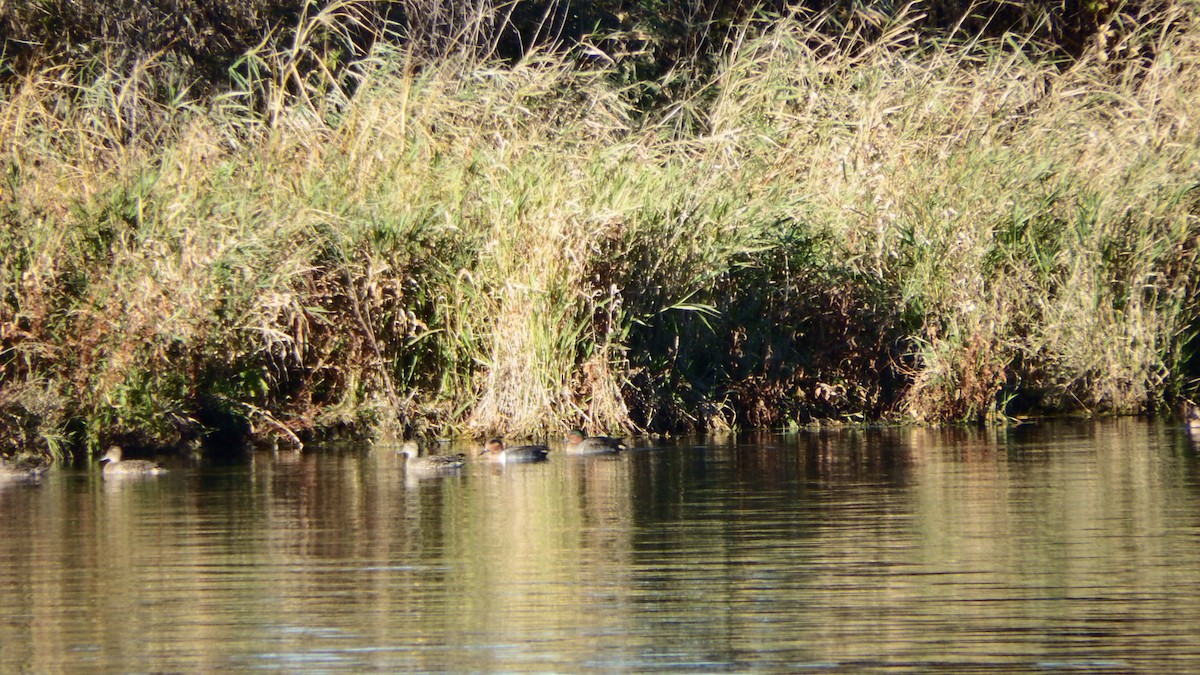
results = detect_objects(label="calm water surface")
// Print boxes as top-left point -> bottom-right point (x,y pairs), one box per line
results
3,420 -> 1200,672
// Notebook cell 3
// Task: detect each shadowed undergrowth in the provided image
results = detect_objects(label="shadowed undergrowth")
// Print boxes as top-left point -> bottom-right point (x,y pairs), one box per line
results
2,5 -> 1199,459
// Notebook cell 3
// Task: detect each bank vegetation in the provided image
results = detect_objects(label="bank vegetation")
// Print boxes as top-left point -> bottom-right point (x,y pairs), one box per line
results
1,1 -> 1198,459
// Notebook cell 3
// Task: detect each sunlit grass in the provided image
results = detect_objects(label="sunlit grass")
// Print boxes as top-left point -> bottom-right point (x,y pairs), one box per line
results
2,4 -> 1198,458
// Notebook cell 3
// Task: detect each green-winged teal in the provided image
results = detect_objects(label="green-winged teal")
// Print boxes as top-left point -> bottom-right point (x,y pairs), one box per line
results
100,446 -> 167,476
564,429 -> 626,455
478,438 -> 549,463
399,441 -> 466,473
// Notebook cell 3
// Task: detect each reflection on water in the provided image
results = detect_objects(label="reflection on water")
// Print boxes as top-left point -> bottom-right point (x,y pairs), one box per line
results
3,421 -> 1200,671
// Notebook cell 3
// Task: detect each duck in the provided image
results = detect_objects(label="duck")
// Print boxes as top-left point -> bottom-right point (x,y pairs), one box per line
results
100,446 -> 167,476
478,438 -> 549,463
564,429 -> 626,455
1181,399 -> 1200,431
398,441 -> 466,473
0,456 -> 49,481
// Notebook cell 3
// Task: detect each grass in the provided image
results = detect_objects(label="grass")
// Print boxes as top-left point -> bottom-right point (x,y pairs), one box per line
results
1,5 -> 1198,459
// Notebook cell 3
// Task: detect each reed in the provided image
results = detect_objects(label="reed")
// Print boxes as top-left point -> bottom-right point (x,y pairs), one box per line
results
1,4 -> 1198,458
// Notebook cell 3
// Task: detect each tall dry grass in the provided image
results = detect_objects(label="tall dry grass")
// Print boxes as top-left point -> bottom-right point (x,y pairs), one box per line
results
1,4 -> 1198,458
701,5 -> 1200,422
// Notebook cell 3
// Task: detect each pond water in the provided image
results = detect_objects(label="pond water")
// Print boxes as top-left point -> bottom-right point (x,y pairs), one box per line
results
3,420 -> 1200,672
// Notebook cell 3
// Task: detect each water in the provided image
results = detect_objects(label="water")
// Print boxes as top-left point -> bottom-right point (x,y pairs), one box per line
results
3,419 -> 1200,672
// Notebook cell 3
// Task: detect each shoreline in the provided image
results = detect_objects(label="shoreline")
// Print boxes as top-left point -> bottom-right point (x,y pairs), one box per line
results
2,9 -> 1198,460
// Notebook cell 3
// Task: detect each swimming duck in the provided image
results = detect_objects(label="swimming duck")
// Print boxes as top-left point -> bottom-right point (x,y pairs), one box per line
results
0,456 -> 49,481
398,441 -> 466,473
1181,400 -> 1200,431
478,438 -> 549,463
100,446 -> 167,476
564,429 -> 626,455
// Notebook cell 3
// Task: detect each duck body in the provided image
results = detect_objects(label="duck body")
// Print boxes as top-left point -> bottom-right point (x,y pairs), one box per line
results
100,446 -> 167,476
564,429 -> 626,455
0,456 -> 49,481
399,441 -> 466,473
478,439 -> 549,463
